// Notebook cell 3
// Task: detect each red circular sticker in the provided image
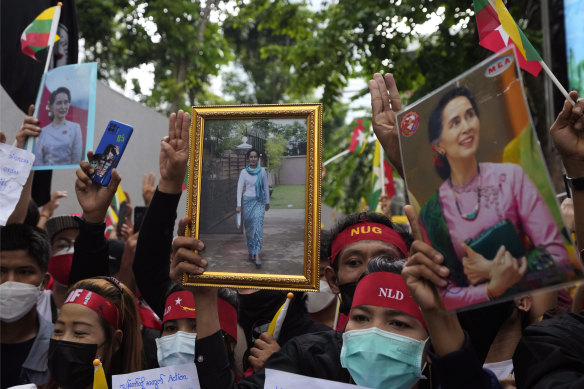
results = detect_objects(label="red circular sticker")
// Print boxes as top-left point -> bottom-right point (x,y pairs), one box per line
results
400,111 -> 420,137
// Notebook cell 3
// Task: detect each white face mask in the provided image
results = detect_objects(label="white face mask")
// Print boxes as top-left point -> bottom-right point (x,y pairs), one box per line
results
155,331 -> 197,367
0,281 -> 42,323
305,280 -> 337,313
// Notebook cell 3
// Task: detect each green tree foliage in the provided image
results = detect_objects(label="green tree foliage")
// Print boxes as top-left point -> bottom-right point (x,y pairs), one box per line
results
222,0 -> 315,104
265,133 -> 287,180
77,0 -> 231,112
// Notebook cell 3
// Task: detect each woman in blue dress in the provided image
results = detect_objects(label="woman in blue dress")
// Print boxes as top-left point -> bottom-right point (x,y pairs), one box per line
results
236,149 -> 270,268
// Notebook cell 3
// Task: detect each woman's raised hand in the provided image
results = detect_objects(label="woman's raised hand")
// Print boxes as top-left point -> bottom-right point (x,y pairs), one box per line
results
550,90 -> 584,178
369,73 -> 403,177
159,110 -> 190,194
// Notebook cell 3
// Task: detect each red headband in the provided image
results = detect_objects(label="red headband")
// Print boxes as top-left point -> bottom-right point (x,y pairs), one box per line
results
163,291 -> 238,341
351,272 -> 426,329
163,291 -> 196,323
64,289 -> 121,329
330,222 -> 408,264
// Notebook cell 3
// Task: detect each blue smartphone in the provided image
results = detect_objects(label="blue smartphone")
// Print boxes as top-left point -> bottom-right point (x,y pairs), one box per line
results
90,120 -> 133,186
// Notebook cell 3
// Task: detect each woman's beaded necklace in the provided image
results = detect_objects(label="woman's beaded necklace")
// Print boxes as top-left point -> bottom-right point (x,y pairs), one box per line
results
449,164 -> 481,221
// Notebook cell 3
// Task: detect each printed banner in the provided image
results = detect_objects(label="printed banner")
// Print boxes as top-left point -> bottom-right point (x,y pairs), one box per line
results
26,62 -> 97,170
112,363 -> 200,389
397,47 -> 583,311
0,143 -> 35,225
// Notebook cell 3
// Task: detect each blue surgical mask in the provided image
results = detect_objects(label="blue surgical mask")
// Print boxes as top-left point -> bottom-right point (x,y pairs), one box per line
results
155,331 -> 197,367
340,327 -> 427,389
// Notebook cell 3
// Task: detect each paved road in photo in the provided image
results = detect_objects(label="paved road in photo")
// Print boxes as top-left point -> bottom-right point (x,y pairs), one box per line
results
199,208 -> 305,275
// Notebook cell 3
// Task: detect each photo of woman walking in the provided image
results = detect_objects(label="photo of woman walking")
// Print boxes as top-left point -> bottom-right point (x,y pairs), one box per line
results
236,148 -> 270,268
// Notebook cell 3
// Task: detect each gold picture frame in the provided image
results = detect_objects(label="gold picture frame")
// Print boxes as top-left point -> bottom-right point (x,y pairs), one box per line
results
183,104 -> 322,291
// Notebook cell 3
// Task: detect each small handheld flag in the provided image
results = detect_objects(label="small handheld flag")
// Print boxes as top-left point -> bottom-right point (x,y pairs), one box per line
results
20,5 -> 62,61
93,359 -> 108,389
267,292 -> 294,341
473,0 -> 541,76
474,0 -> 575,104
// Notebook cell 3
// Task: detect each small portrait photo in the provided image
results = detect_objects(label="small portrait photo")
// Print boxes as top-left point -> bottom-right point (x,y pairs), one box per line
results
397,48 -> 582,311
90,144 -> 120,186
198,117 -> 308,275
30,62 -> 97,170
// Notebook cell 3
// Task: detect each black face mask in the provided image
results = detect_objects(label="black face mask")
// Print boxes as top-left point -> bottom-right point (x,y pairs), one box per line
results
338,281 -> 358,316
238,290 -> 287,344
48,339 -> 98,389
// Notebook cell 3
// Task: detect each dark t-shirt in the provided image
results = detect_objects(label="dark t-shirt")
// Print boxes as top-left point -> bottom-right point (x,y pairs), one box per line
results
1,337 -> 35,388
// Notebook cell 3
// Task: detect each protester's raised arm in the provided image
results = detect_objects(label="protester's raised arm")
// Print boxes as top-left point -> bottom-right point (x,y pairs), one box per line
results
158,110 -> 190,194
75,152 -> 121,223
369,73 -> 404,177
69,156 -> 121,284
550,91 -> 584,251
6,106 -> 40,224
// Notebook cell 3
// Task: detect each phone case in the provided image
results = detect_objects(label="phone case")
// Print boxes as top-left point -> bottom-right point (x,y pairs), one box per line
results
90,121 -> 133,186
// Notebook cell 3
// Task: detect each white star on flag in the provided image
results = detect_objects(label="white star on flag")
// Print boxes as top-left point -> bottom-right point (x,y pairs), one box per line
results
495,25 -> 510,46
175,297 -> 182,305
356,130 -> 366,145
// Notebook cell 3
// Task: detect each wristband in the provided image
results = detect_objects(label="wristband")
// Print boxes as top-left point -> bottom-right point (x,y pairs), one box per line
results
566,175 -> 584,191
40,212 -> 50,218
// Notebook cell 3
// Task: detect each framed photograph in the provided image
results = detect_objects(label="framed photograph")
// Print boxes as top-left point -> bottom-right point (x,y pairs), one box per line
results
183,104 -> 322,291
28,62 -> 97,170
397,47 -> 583,311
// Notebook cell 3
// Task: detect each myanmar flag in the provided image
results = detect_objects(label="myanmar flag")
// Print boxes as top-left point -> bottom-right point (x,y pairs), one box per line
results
474,0 -> 542,76
369,141 -> 395,211
20,6 -> 60,61
349,119 -> 367,154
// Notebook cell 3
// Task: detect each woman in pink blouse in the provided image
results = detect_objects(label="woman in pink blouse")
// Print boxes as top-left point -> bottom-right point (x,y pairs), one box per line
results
419,87 -> 572,310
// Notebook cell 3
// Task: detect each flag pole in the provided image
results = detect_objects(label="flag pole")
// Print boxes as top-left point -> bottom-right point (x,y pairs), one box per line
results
538,60 -> 576,106
379,144 -> 386,197
323,134 -> 378,166
42,2 -> 62,75
323,149 -> 350,166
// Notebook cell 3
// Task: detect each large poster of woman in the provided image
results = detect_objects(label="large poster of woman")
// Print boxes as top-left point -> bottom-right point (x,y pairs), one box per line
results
28,62 -> 97,170
397,48 -> 582,311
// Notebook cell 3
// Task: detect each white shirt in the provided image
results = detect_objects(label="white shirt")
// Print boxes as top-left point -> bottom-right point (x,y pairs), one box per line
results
237,168 -> 270,206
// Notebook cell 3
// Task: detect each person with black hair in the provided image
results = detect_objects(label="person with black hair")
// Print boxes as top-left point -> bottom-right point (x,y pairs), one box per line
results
418,86 -> 571,310
175,251 -> 503,389
322,211 -> 412,329
46,277 -> 143,388
236,148 -> 270,268
33,86 -> 83,166
0,224 -> 53,388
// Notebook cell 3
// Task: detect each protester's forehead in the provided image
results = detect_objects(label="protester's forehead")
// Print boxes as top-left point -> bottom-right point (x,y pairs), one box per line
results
337,239 -> 402,260
0,249 -> 41,270
351,304 -> 424,325
58,300 -> 102,326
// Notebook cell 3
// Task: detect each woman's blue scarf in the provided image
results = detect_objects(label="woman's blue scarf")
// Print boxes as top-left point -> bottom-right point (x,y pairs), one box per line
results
245,162 -> 264,202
